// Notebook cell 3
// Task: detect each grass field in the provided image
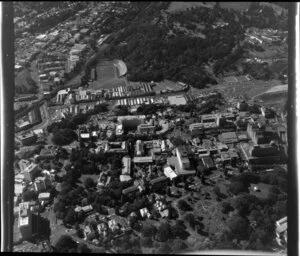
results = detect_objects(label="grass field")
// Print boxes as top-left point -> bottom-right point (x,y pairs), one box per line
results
251,84 -> 287,111
89,59 -> 127,90
249,183 -> 272,200
167,2 -> 215,13
219,2 -> 251,11
153,79 -> 185,93
215,79 -> 284,99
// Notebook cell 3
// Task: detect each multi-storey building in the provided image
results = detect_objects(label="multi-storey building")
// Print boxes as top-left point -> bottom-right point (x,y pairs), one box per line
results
18,202 -> 33,240
176,146 -> 191,170
23,163 -> 40,182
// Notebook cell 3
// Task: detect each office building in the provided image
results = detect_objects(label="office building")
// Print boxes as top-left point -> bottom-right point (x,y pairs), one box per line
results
137,123 -> 156,134
176,146 -> 191,170
18,202 -> 33,240
23,163 -> 40,182
136,140 -> 144,156
122,156 -> 131,175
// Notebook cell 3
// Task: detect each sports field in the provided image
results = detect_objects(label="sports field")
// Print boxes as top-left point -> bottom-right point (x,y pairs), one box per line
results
89,59 -> 127,90
219,2 -> 251,11
167,2 -> 215,13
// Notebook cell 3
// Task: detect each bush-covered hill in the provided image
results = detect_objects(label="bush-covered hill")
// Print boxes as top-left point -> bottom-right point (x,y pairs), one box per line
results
103,2 -> 288,89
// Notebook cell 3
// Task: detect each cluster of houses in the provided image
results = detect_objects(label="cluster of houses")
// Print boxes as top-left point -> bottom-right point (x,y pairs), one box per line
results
245,27 -> 287,45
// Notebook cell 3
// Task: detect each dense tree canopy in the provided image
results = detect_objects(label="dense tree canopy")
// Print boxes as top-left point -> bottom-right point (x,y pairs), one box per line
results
52,128 -> 77,146
55,235 -> 78,253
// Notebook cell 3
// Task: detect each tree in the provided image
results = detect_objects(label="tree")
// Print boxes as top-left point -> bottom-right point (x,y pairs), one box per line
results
171,220 -> 187,239
156,222 -> 172,242
64,208 -> 77,226
185,213 -> 196,229
171,136 -> 186,146
87,232 -> 97,241
77,242 -> 91,253
172,238 -> 188,252
177,199 -> 193,211
55,235 -> 78,253
76,228 -> 85,238
115,105 -> 129,116
141,223 -> 157,238
74,222 -> 80,230
229,181 -> 248,195
168,206 -> 179,220
221,201 -> 234,214
227,215 -> 250,241
140,236 -> 153,248
71,113 -> 88,126
156,243 -> 172,254
84,178 -> 96,189
52,129 -> 77,146
22,190 -> 37,201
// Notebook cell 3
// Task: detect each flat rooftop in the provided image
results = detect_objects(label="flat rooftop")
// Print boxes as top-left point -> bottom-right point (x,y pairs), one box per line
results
168,95 -> 187,106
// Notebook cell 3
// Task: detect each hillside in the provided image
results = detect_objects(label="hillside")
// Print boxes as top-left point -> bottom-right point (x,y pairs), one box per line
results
102,2 -> 288,89
15,68 -> 39,95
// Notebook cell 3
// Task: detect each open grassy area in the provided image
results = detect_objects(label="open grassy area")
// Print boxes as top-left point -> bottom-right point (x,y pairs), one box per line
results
153,79 -> 185,93
251,84 -> 287,111
167,2 -> 215,13
215,79 -> 284,99
249,182 -> 272,200
219,2 -> 251,11
89,59 -> 127,90
248,46 -> 287,61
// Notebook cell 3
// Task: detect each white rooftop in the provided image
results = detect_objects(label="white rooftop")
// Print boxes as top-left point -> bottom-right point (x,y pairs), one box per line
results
168,95 -> 187,106
164,166 -> 177,180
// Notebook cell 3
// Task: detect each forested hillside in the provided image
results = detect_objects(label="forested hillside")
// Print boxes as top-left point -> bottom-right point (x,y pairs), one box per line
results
103,2 -> 288,88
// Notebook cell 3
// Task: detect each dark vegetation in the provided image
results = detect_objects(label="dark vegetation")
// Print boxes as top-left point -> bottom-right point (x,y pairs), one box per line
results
52,129 -> 78,146
215,167 -> 287,250
15,69 -> 39,94
103,2 -> 287,88
47,104 -> 108,134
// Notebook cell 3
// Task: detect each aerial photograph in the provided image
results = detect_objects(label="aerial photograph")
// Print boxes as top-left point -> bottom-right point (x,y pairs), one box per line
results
13,1 -> 288,253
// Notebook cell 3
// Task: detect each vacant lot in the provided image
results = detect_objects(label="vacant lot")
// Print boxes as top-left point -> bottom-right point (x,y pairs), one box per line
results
89,59 -> 127,90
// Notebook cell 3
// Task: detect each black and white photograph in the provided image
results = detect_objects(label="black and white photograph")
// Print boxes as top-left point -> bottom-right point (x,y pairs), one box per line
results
1,1 -> 294,254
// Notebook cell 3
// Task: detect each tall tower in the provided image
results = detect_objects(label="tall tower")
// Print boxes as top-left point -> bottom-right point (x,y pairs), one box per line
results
18,202 -> 33,240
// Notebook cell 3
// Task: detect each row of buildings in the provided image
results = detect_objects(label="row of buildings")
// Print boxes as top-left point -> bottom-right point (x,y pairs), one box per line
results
16,107 -> 43,133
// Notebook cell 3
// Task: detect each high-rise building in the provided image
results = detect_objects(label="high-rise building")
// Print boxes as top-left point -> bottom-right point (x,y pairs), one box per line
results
136,140 -> 144,156
176,146 -> 190,170
18,202 -> 33,240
